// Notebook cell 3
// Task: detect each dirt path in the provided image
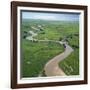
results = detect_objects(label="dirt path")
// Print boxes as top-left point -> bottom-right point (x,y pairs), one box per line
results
26,30 -> 73,76
44,44 -> 73,76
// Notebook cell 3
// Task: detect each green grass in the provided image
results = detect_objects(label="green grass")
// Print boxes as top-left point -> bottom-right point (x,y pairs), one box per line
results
59,49 -> 79,75
59,35 -> 79,75
35,21 -> 79,41
22,40 -> 64,77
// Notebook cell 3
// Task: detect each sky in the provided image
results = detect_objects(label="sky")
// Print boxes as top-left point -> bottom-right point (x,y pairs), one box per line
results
22,11 -> 80,21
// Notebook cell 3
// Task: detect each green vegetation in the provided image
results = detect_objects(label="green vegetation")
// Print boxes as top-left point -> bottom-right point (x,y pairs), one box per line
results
21,19 -> 79,77
59,34 -> 79,75
58,22 -> 79,75
22,40 -> 64,77
59,49 -> 79,75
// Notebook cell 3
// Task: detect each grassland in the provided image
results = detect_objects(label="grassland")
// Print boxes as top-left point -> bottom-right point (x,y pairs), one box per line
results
59,29 -> 79,75
21,19 -> 79,77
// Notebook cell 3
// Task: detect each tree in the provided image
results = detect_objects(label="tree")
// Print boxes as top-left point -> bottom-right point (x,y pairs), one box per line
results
59,37 -> 63,41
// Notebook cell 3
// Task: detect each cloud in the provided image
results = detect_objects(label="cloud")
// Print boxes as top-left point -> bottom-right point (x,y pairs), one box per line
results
33,15 -> 57,20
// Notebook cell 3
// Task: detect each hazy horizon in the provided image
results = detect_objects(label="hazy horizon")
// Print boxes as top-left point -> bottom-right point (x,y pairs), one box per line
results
21,11 -> 80,21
